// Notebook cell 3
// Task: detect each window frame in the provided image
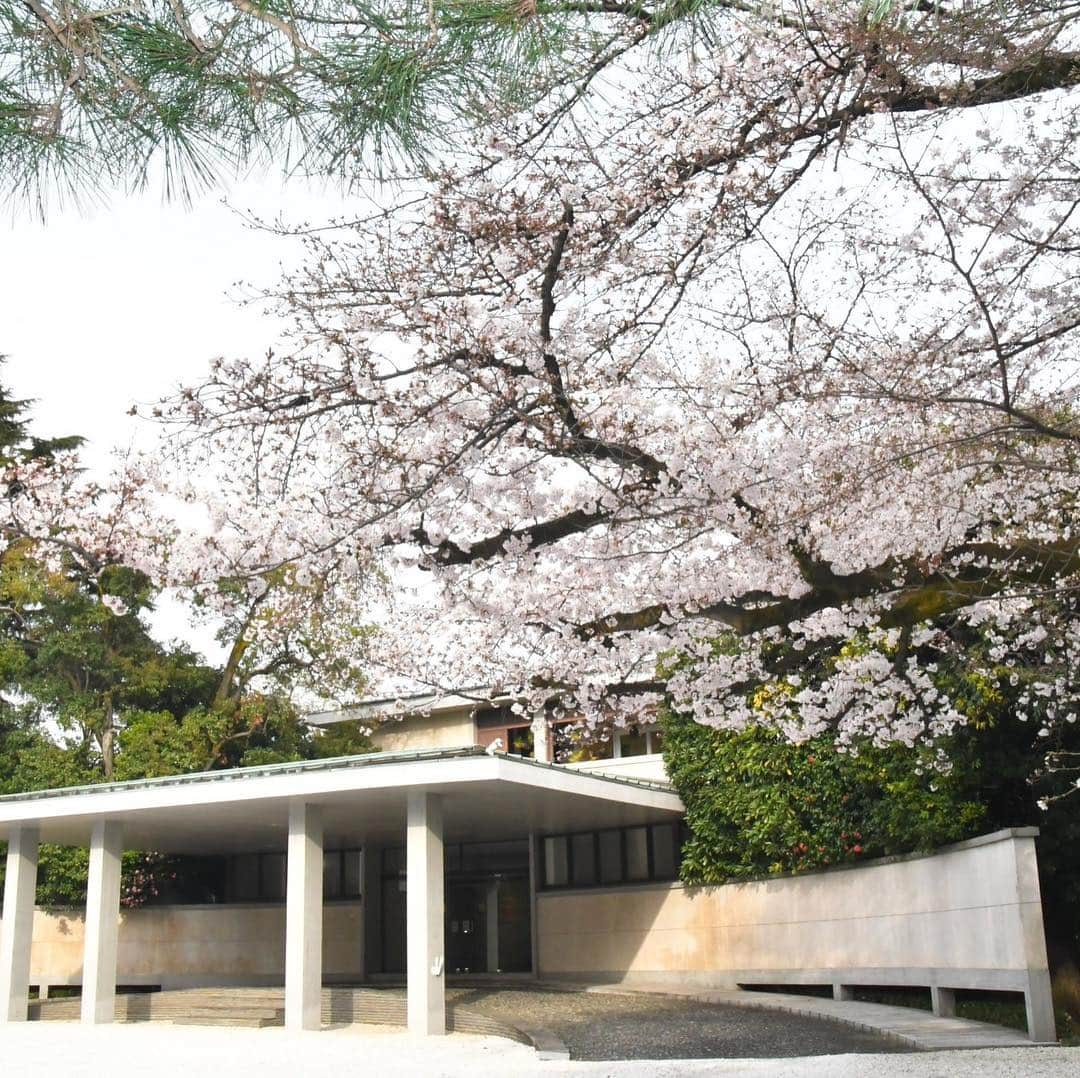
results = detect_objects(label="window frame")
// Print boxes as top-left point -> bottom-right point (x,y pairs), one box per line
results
539,822 -> 684,891
227,848 -> 364,903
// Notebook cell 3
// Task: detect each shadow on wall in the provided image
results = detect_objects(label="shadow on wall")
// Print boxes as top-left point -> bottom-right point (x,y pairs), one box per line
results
534,829 -> 1055,1040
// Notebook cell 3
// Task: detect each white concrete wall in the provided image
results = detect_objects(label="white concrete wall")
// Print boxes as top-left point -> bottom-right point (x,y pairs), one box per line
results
28,902 -> 364,989
566,755 -> 669,783
537,828 -> 1054,1035
369,710 -> 475,753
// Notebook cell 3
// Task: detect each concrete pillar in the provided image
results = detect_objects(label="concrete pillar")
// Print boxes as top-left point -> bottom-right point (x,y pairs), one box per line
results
532,712 -> 551,762
1024,971 -> 1057,1042
406,790 -> 445,1035
832,984 -> 854,1002
0,824 -> 39,1021
285,801 -> 323,1031
1011,833 -> 1058,1042
930,985 -> 956,1017
82,819 -> 123,1024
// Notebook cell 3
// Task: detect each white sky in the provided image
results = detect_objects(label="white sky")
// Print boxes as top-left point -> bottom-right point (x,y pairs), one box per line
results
2,176 -> 366,471
1,175 -> 368,657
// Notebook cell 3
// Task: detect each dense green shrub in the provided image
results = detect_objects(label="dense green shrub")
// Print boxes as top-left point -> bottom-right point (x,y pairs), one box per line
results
661,706 -> 986,882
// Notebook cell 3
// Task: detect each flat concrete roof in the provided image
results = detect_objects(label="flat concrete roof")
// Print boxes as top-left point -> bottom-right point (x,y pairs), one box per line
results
0,747 -> 684,854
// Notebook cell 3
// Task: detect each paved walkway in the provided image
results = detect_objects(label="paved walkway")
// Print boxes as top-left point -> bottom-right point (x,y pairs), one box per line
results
1,1022 -> 1076,1078
542,982 -> 1043,1050
450,986 -> 906,1059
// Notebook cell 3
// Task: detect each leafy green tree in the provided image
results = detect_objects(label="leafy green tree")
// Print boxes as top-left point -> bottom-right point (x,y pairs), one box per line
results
1,549 -> 219,778
0,369 -> 82,466
204,567 -> 372,716
1,0 -> 628,210
662,710 -> 986,882
114,691 -> 371,777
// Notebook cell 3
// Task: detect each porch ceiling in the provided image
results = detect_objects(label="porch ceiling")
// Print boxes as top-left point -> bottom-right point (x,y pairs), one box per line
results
0,748 -> 683,854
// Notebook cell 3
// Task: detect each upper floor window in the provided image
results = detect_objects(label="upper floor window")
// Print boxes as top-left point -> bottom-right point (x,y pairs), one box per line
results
614,725 -> 664,758
476,704 -> 534,757
550,720 -> 662,763
550,720 -> 611,763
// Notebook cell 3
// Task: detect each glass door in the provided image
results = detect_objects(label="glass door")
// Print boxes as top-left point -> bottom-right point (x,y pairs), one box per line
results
445,881 -> 487,973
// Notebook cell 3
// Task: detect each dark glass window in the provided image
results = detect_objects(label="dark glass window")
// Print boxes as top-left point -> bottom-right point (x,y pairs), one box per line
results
540,823 -> 682,890
551,721 -> 612,763
230,854 -> 260,901
323,851 -> 342,899
226,848 -> 362,902
625,828 -> 649,880
506,725 -> 534,757
476,705 -> 516,729
619,730 -> 650,757
343,851 -> 363,896
261,853 -> 286,900
598,830 -> 623,884
651,824 -> 677,880
571,833 -> 597,887
460,840 -> 529,873
544,836 -> 569,887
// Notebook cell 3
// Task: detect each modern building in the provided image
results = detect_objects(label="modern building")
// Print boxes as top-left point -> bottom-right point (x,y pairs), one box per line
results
0,692 -> 1060,1042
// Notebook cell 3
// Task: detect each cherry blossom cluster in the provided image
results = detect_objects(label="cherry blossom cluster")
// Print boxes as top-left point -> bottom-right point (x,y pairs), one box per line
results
121,3 -> 1080,749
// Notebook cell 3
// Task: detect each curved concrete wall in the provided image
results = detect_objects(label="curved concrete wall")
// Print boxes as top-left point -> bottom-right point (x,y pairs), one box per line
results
536,828 -> 1055,1040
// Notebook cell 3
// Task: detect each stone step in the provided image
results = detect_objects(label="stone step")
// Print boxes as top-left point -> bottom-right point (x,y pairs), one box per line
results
187,1006 -> 284,1019
171,1015 -> 282,1028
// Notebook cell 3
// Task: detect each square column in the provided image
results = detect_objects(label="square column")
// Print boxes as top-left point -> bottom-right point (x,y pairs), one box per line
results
532,712 -> 551,763
285,801 -> 323,1031
82,819 -> 123,1024
406,790 -> 445,1035
930,985 -> 956,1017
0,824 -> 40,1021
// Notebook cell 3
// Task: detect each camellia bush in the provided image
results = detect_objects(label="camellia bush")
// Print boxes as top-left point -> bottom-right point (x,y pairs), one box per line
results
661,707 -> 986,882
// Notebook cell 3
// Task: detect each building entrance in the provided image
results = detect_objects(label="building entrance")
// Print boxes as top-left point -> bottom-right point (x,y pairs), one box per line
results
378,839 -> 532,976
445,881 -> 486,973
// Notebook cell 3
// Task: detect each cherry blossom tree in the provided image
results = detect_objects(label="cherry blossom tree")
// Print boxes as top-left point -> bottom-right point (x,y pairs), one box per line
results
143,2 -> 1080,773
0,428 -> 374,719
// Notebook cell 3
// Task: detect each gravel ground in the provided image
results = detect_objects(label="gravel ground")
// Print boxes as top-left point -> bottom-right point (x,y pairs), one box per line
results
2,1023 -> 1077,1078
448,987 -> 906,1059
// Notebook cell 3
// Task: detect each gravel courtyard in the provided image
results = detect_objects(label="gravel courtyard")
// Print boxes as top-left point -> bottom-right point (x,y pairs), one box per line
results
447,986 -> 905,1059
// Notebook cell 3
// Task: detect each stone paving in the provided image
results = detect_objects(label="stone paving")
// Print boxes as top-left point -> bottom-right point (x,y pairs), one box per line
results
546,982 -> 1044,1050
449,986 -> 908,1059
3,1021 -> 1078,1078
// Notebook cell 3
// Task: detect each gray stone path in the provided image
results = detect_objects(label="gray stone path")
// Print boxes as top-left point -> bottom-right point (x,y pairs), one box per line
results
2,1022 -> 1078,1078
450,986 -> 906,1059
543,982 -> 1046,1050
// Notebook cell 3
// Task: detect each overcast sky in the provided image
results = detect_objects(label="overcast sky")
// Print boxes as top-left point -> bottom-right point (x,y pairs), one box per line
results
1,175 -> 367,656
2,176 -> 364,472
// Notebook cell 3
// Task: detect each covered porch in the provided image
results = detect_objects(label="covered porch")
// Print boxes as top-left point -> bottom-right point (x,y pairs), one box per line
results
0,747 -> 683,1034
